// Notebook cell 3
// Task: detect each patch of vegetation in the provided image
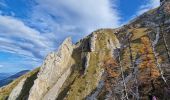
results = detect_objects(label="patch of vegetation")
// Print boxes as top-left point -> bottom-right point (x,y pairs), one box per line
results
62,29 -> 118,100
0,68 -> 40,100
129,28 -> 149,41
56,70 -> 78,100
66,52 -> 101,100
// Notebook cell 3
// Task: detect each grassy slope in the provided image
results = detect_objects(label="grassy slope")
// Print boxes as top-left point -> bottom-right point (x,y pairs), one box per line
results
0,68 -> 39,100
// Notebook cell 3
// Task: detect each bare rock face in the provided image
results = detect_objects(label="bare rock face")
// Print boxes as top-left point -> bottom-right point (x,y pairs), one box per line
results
2,1 -> 170,100
28,37 -> 74,100
42,66 -> 72,100
8,78 -> 26,100
81,52 -> 91,74
90,33 -> 97,52
106,35 -> 120,58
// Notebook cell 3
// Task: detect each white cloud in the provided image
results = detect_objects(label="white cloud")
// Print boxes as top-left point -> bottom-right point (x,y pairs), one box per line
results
0,15 -> 54,60
0,0 -> 121,73
0,15 -> 49,47
137,0 -> 160,15
31,0 -> 120,36
0,0 -> 159,63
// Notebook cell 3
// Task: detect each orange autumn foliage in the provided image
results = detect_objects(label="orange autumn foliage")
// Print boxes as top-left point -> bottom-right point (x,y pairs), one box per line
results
103,58 -> 119,78
104,58 -> 118,66
139,36 -> 160,78
103,58 -> 119,91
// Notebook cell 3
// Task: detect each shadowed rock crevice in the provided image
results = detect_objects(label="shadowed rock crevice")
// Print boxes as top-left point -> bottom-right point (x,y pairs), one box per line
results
56,74 -> 77,100
7,68 -> 40,100
16,70 -> 39,100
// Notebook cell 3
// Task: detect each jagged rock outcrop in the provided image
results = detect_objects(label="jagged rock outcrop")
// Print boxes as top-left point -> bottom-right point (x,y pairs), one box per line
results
90,33 -> 97,52
1,1 -> 170,100
59,29 -> 120,100
28,37 -> 74,100
8,78 -> 26,100
42,66 -> 72,100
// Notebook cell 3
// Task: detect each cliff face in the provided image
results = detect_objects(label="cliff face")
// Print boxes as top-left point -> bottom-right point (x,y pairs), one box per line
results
0,1 -> 170,100
28,37 -> 74,100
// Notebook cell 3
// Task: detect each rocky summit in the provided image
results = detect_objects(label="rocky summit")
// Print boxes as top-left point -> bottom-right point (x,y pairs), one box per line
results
0,1 -> 170,100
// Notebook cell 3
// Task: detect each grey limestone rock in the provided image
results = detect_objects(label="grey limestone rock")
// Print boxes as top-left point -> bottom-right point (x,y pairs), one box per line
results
28,37 -> 74,100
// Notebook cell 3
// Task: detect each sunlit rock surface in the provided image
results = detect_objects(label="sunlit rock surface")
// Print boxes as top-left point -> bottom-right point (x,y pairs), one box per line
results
0,1 -> 170,100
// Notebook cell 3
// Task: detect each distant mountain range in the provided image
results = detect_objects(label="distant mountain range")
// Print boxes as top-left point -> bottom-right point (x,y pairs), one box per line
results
0,70 -> 29,87
0,73 -> 11,80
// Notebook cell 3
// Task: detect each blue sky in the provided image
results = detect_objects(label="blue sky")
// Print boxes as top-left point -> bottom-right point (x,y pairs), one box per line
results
0,0 -> 160,74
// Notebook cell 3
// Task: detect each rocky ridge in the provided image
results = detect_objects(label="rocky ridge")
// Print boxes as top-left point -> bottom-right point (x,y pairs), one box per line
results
0,1 -> 170,100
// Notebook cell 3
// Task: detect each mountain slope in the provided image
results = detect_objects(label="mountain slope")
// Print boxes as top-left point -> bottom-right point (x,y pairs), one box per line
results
0,68 -> 39,100
0,70 -> 29,87
0,73 -> 11,81
0,1 -> 170,100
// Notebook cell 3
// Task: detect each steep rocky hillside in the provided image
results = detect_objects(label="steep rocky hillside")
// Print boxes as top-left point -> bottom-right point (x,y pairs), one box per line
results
0,1 -> 170,100
0,68 -> 39,100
